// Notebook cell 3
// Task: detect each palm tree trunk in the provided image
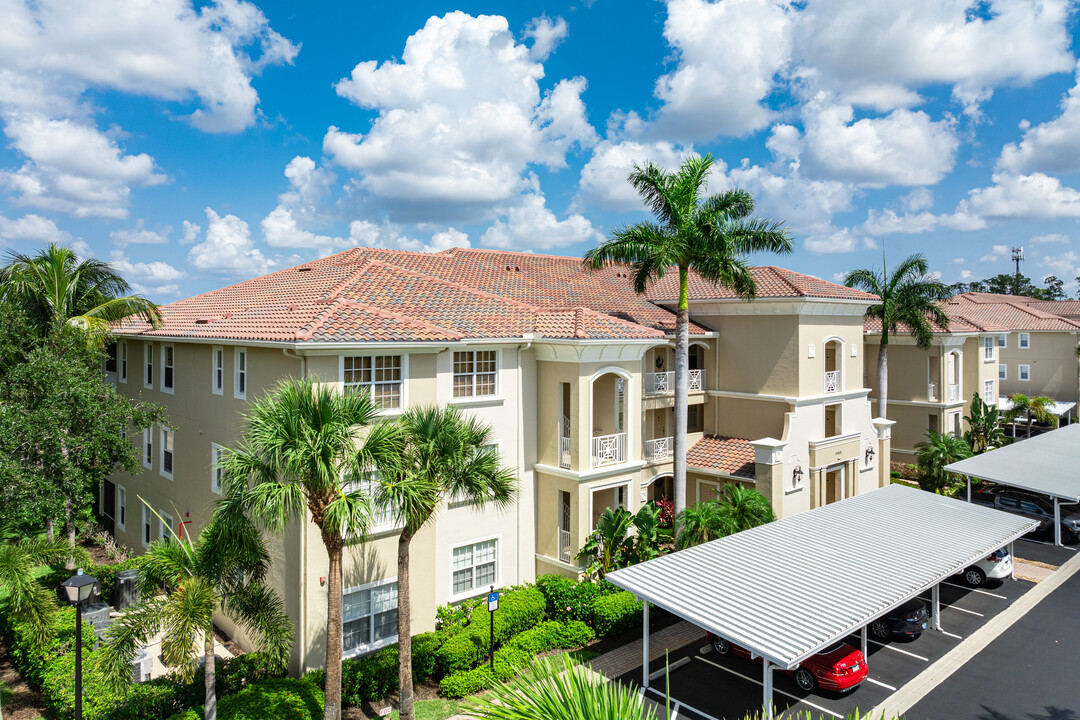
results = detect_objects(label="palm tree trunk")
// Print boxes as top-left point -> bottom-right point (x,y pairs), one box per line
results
876,341 -> 889,419
673,266 -> 689,516
204,628 -> 217,720
65,497 -> 76,570
323,538 -> 344,720
396,531 -> 414,720
45,518 -> 54,542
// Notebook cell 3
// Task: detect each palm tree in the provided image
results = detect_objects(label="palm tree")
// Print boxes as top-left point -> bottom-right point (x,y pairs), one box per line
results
1004,393 -> 1057,438
0,243 -> 162,344
221,377 -> 401,720
0,537 -> 90,646
914,430 -> 973,493
674,500 -> 732,550
96,505 -> 292,720
715,483 -> 774,532
379,406 -> 515,720
584,155 -> 792,515
844,253 -> 949,419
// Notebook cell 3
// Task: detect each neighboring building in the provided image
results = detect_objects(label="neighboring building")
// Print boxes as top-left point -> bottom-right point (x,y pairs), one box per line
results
863,292 -> 1080,461
103,247 -> 885,673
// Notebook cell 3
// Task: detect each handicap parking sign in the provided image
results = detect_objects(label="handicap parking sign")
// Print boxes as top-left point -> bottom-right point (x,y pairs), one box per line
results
488,591 -> 499,611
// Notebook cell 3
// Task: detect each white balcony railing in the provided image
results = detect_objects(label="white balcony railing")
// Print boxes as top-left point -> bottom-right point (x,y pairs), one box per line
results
645,436 -> 673,462
824,371 -> 839,393
645,369 -> 705,395
928,382 -> 938,402
558,529 -> 571,563
947,384 -> 959,402
559,436 -> 571,469
591,432 -> 626,468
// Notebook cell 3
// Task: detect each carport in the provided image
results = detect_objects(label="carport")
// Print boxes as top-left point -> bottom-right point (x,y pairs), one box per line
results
947,423 -> 1080,546
606,484 -> 1036,720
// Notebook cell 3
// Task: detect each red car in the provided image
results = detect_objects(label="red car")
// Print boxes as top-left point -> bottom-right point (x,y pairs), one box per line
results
706,633 -> 868,693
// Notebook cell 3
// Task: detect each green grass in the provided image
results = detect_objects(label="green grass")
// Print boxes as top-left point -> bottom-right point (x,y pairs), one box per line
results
388,698 -> 462,720
566,649 -> 600,663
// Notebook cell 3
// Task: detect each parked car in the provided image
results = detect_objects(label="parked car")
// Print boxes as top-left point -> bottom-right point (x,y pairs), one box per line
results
958,547 -> 1013,587
869,598 -> 927,640
972,485 -> 1080,544
706,634 -> 868,692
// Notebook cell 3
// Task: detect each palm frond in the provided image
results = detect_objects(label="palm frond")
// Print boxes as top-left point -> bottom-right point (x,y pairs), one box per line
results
159,576 -> 216,682
95,596 -> 169,692
222,582 -> 293,673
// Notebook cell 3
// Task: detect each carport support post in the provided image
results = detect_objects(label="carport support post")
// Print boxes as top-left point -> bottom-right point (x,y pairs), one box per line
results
641,599 -> 650,690
966,476 -> 971,502
861,624 -> 868,658
762,659 -> 774,720
931,584 -> 941,632
1054,498 -> 1062,546
1009,541 -> 1015,580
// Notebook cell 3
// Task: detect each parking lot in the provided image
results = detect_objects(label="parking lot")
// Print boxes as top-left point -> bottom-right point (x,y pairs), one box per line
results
615,539 -> 1075,720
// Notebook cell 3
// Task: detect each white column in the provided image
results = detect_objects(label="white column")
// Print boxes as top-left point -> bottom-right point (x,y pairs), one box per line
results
1009,541 -> 1015,580
966,477 -> 971,502
861,625 -> 868,658
931,584 -> 941,632
1055,498 -> 1062,546
763,660 -> 773,720
642,600 -> 650,690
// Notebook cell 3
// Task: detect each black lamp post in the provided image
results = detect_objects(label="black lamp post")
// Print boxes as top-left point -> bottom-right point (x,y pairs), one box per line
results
61,570 -> 98,720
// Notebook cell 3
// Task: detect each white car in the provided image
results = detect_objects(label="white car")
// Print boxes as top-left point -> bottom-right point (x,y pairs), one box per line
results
958,548 -> 1012,587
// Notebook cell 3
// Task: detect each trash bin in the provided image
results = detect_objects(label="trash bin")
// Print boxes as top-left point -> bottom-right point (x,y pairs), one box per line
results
113,569 -> 139,611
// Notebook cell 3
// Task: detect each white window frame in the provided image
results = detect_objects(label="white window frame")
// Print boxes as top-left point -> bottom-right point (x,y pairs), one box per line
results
117,485 -> 127,531
998,364 -> 1007,381
234,347 -> 247,399
341,354 -> 408,413
161,344 -> 175,394
449,535 -> 500,602
1018,332 -> 1030,349
144,343 -> 154,388
159,511 -> 173,542
119,341 -> 128,383
142,505 -> 151,548
142,427 -> 153,469
697,479 -> 721,503
160,427 -> 174,480
983,336 -> 994,361
344,470 -> 398,531
997,334 -> 1007,348
211,443 -> 225,494
983,379 -> 995,403
451,349 -> 498,400
1018,364 -> 1031,382
342,577 -> 399,659
211,346 -> 224,395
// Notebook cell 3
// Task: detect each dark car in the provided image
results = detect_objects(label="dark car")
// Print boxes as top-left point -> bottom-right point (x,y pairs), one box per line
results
869,598 -> 928,640
976,485 -> 1080,544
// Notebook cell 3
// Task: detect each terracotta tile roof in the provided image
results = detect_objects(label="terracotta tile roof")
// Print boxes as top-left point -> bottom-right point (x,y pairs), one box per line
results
686,435 -> 756,479
646,266 -> 879,303
1021,300 -> 1080,319
862,291 -> 1080,335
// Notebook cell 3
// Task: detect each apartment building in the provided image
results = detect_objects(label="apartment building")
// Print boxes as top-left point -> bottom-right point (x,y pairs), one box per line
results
863,292 -> 1080,460
103,247 -> 885,672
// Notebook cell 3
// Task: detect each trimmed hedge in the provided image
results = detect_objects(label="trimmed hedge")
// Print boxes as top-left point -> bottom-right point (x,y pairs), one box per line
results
435,588 -> 544,675
591,592 -> 643,637
165,677 -> 324,720
533,574 -> 621,625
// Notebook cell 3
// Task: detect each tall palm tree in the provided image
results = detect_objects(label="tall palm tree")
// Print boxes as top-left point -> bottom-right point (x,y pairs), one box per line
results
221,377 -> 401,720
715,483 -> 774,532
914,430 -> 973,493
844,253 -> 949,419
0,243 -> 162,344
584,155 -> 792,515
96,505 -> 292,720
380,406 -> 515,720
0,537 -> 90,646
1004,393 -> 1057,438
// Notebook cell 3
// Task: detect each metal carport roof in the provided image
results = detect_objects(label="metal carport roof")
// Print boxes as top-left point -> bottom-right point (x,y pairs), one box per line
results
606,484 -> 1035,673
945,423 -> 1080,503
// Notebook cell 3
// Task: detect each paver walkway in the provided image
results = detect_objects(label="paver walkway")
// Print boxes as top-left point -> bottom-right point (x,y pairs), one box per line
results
1012,558 -> 1055,582
588,620 -> 704,680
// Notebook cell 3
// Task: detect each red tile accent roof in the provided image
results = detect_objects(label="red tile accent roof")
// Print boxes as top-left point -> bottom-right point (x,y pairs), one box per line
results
646,266 -> 879,302
117,247 -> 875,344
686,435 -> 756,479
862,291 -> 1080,335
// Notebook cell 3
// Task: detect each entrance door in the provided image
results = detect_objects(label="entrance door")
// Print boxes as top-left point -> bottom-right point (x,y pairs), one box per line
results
101,480 -> 116,535
825,466 -> 845,505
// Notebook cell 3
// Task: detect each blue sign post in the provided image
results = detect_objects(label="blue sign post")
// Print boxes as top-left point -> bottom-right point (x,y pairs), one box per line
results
488,586 -> 498,670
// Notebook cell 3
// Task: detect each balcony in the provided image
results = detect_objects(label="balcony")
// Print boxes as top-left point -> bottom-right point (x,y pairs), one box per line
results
644,369 -> 705,395
558,529 -> 571,563
928,382 -> 938,402
591,432 -> 626,468
947,384 -> 959,402
559,436 -> 571,469
645,436 -> 673,462
824,371 -> 839,393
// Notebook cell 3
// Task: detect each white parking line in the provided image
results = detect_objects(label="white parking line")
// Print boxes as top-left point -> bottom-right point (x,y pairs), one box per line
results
856,638 -> 930,662
942,604 -> 984,617
646,687 -> 718,720
939,629 -> 963,640
695,656 -> 843,720
651,656 -> 692,680
864,677 -> 897,691
941,581 -> 1007,599
1018,538 -> 1077,551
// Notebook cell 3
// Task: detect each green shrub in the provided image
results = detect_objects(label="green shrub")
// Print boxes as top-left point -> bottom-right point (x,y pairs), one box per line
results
436,632 -> 487,676
90,559 -> 138,605
342,645 -> 399,706
166,677 -> 324,720
439,665 -> 494,698
591,592 -> 642,637
216,652 -> 288,695
411,631 -> 446,683
532,575 -> 619,625
435,588 -> 544,675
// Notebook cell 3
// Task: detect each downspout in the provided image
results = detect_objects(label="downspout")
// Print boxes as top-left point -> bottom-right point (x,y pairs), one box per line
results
282,346 -> 308,671
517,338 -> 532,583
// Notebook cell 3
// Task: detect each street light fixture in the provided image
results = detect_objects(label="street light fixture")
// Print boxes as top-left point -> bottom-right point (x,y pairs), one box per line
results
61,569 -> 98,720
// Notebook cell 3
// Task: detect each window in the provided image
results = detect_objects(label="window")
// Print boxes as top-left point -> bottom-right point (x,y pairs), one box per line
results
143,427 -> 153,469
1018,333 -> 1030,349
144,343 -> 154,387
687,404 -> 704,433
117,486 -> 126,531
160,428 -> 174,479
453,351 -> 497,398
999,364 -> 1007,381
983,336 -> 994,361
119,342 -> 128,383
234,348 -> 247,399
346,471 -> 396,528
343,580 -> 398,656
142,505 -> 151,547
997,334 -> 1007,348
344,355 -> 403,410
162,344 -> 174,392
1018,364 -> 1030,381
452,539 -> 497,597
160,511 -> 173,543
698,480 -> 721,503
983,379 -> 995,402
212,346 -> 224,395
211,443 -> 225,494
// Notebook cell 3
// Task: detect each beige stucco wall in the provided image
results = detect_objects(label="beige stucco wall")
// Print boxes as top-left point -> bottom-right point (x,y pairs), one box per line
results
998,331 -> 1080,406
796,315 -> 865,397
700,314 -> 800,396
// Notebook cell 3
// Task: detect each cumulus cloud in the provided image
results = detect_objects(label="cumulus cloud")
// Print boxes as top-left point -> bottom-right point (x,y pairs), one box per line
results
1040,250 -> 1080,278
575,140 -> 702,211
110,219 -> 171,246
0,212 -> 72,244
260,156 -> 349,253
347,220 -> 471,254
109,251 -> 185,296
998,61 -> 1080,173
481,192 -> 603,250
863,208 -> 939,235
189,207 -> 276,276
979,244 -> 1012,263
955,172 -> 1080,224
1031,233 -> 1068,244
524,16 -> 568,61
180,220 -> 201,245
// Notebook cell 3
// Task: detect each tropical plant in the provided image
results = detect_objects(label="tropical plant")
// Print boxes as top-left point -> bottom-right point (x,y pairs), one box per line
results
844,253 -> 950,419
461,654 -> 657,720
624,503 -> 663,565
377,405 -> 515,720
220,377 -> 401,720
96,504 -> 293,720
0,537 -> 90,645
654,496 -> 674,530
914,431 -> 973,493
1004,393 -> 1058,438
576,507 -> 634,580
963,392 -> 1006,453
674,499 -> 730,550
716,483 -> 774,532
584,155 -> 792,515
0,243 -> 162,345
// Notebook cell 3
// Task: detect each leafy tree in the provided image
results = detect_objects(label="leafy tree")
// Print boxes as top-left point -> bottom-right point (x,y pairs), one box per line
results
96,505 -> 292,720
1004,393 -> 1058,438
378,406 -> 515,720
963,392 -> 1006,453
716,482 -> 774,531
0,538 -> 90,645
584,154 -> 792,515
1040,275 -> 1066,301
845,253 -> 950,418
914,431 -> 973,493
982,272 -> 1039,297
0,243 -> 161,346
221,377 -> 401,720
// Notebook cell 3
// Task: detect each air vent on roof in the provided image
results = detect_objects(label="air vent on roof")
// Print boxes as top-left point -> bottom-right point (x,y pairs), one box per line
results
297,267 -> 313,272
195,318 -> 210,324
287,304 -> 298,311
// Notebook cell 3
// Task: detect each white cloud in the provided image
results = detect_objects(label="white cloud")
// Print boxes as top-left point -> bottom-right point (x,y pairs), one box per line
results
901,188 -> 934,213
0,212 -> 72,244
325,12 -> 597,223
955,173 -> 1080,224
998,61 -> 1080,173
188,207 -> 275,276
952,257 -> 964,264
110,219 -> 171,246
803,225 -> 861,254
575,140 -> 701,212
1040,250 -> 1080,277
347,220 -> 471,254
481,192 -> 604,250
979,244 -> 1012,263
1031,233 -> 1069,244
524,16 -> 568,62
862,208 -> 938,235
180,220 -> 201,245
260,156 -> 348,253
109,251 -> 185,296
727,161 -> 853,234
959,270 -> 973,280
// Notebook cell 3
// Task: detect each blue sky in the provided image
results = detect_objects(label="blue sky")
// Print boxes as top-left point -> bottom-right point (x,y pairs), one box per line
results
3,0 -> 1080,301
